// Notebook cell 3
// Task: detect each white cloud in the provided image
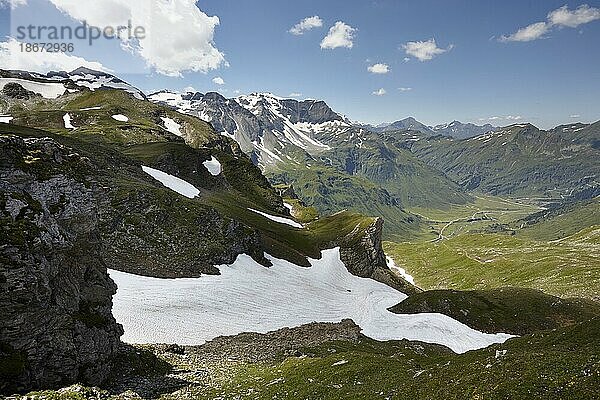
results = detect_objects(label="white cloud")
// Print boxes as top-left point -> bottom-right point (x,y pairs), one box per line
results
288,92 -> 302,97
320,21 -> 356,49
402,38 -> 452,61
403,57 -> 410,62
548,5 -> 600,28
398,87 -> 412,92
289,16 -> 323,35
0,38 -> 108,73
479,115 -> 522,121
500,22 -> 549,42
372,88 -> 386,96
570,114 -> 581,118
183,86 -> 196,93
212,76 -> 225,85
233,89 -> 241,94
367,63 -> 389,74
0,0 -> 27,8
48,0 -> 226,77
501,4 -> 600,42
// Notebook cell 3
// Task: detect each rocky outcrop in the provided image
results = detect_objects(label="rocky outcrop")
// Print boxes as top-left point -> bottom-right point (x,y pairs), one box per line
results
337,218 -> 420,295
278,99 -> 343,124
338,218 -> 386,278
0,135 -> 123,394
189,319 -> 362,363
2,83 -> 37,100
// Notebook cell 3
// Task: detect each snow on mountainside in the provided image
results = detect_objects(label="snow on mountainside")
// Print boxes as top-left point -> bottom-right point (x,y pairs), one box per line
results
149,90 -> 352,166
0,67 -> 145,100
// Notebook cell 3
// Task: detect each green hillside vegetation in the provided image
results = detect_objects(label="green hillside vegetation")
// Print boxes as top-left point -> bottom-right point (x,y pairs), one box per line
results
384,230 -> 599,300
518,198 -> 600,241
409,123 -> 599,198
269,163 -> 423,241
390,287 -> 600,335
1,89 -> 394,272
24,318 -> 600,399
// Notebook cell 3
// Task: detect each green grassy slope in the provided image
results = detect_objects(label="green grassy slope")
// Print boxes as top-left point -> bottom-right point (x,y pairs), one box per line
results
201,320 -> 600,400
1,90 -> 394,271
518,198 -> 600,241
384,231 -> 600,300
25,318 -> 600,399
269,164 -> 422,241
389,287 -> 600,335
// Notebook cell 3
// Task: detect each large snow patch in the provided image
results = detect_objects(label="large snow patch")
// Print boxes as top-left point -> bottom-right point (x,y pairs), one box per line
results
110,248 -> 512,353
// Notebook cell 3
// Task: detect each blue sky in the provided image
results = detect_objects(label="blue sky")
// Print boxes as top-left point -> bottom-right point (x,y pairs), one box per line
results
1,0 -> 599,128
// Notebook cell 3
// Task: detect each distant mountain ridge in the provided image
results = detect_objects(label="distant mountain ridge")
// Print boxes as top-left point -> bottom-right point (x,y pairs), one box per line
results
149,90 -> 350,166
363,118 -> 498,139
0,67 -> 146,100
409,122 -> 599,199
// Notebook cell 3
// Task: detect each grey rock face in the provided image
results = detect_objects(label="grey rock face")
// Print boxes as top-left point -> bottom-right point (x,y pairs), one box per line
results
336,218 -> 420,295
277,99 -> 343,125
0,135 -> 123,394
338,218 -> 387,278
2,82 -> 37,100
149,91 -> 348,166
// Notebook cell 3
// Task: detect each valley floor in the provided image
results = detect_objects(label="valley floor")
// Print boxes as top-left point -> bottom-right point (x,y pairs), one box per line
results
385,195 -> 600,300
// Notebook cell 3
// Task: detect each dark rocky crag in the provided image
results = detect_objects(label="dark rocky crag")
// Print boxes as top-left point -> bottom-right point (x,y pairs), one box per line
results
336,218 -> 420,295
0,135 -> 123,393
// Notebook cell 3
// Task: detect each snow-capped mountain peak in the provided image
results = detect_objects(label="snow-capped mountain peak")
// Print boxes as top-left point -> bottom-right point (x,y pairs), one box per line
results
149,90 -> 353,166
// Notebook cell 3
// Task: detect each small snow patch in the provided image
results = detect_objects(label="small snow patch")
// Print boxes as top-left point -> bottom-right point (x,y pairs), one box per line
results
112,114 -> 129,122
283,202 -> 294,212
386,256 -> 415,285
161,117 -> 182,136
248,208 -> 303,228
203,156 -> 222,176
79,106 -> 102,111
495,349 -> 507,359
0,116 -> 13,123
63,113 -> 75,129
332,360 -> 348,366
141,166 -> 199,199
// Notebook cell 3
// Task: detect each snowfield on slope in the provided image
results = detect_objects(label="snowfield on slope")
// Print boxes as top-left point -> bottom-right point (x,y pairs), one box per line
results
142,166 -> 199,199
110,248 -> 513,353
248,207 -> 303,228
0,78 -> 66,98
386,256 -> 415,285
